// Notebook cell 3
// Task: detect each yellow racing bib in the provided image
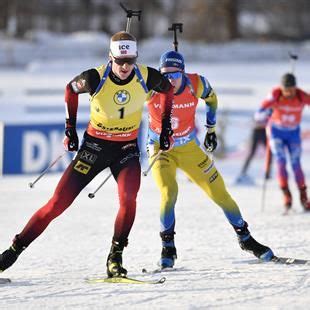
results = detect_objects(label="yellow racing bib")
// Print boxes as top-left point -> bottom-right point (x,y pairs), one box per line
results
87,64 -> 149,141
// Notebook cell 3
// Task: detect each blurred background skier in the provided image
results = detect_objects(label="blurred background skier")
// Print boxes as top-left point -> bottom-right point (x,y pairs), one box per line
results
256,73 -> 310,213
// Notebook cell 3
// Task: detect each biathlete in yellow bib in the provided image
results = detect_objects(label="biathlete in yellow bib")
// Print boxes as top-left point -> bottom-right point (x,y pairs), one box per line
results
147,50 -> 274,268
0,31 -> 174,278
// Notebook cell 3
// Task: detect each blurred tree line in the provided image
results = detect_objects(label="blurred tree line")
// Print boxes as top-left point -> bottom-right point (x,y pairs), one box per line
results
0,0 -> 310,41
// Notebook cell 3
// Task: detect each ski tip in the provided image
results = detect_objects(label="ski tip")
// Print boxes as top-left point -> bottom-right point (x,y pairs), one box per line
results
271,256 -> 310,265
158,277 -> 166,284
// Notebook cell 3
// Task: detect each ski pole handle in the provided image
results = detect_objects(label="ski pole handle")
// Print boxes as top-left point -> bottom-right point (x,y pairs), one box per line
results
288,52 -> 298,74
88,173 -> 113,199
168,23 -> 183,52
142,150 -> 163,177
119,2 -> 142,33
29,152 -> 66,188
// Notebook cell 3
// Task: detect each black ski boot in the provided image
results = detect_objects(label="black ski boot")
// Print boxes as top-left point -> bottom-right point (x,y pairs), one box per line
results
106,239 -> 127,278
234,222 -> 274,262
0,235 -> 26,272
159,232 -> 177,268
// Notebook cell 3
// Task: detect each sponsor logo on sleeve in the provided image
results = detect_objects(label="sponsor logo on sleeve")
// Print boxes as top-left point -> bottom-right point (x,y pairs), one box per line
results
71,79 -> 86,92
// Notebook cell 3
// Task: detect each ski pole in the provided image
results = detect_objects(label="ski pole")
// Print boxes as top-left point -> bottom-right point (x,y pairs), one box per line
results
288,52 -> 298,74
261,137 -> 272,212
168,23 -> 183,52
264,137 -> 272,180
261,176 -> 268,212
88,173 -> 113,199
28,152 -> 66,188
88,148 -> 161,197
142,150 -> 163,177
119,2 -> 142,33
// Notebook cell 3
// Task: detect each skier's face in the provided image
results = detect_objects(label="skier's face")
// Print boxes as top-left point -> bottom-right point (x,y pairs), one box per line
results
111,56 -> 136,80
160,67 -> 183,94
282,86 -> 296,99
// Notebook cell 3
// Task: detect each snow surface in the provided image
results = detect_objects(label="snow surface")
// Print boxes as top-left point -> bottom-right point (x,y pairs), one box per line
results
0,33 -> 310,309
0,160 -> 310,309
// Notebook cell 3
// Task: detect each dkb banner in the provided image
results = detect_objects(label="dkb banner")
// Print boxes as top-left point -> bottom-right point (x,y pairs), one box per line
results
0,121 -> 148,175
1,123 -> 86,175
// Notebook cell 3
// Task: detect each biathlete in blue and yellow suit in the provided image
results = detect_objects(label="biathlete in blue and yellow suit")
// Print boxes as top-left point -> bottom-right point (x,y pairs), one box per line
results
0,31 -> 174,278
147,51 -> 275,268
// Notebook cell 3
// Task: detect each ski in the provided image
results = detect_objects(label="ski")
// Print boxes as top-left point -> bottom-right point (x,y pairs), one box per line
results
0,278 -> 11,284
142,267 -> 183,274
271,256 -> 310,265
240,256 -> 310,266
86,276 -> 166,284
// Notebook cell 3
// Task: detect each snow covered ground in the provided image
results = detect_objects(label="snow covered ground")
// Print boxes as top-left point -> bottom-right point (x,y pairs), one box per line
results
0,34 -> 310,309
0,160 -> 310,309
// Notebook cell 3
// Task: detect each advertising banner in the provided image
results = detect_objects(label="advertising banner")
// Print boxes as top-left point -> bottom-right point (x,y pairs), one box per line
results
2,123 -> 86,175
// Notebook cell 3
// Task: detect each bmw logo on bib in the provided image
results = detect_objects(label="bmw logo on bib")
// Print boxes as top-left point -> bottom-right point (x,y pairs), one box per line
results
114,90 -> 130,105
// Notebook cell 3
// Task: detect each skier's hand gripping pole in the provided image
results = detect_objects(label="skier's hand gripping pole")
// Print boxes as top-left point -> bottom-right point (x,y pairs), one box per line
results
28,152 -> 66,188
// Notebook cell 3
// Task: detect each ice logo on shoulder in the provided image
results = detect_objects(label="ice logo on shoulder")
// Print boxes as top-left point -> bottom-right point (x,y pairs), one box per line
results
114,90 -> 130,105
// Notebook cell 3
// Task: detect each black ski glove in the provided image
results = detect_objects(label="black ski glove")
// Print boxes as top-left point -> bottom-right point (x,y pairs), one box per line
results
63,120 -> 79,152
204,128 -> 217,152
159,119 -> 174,151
